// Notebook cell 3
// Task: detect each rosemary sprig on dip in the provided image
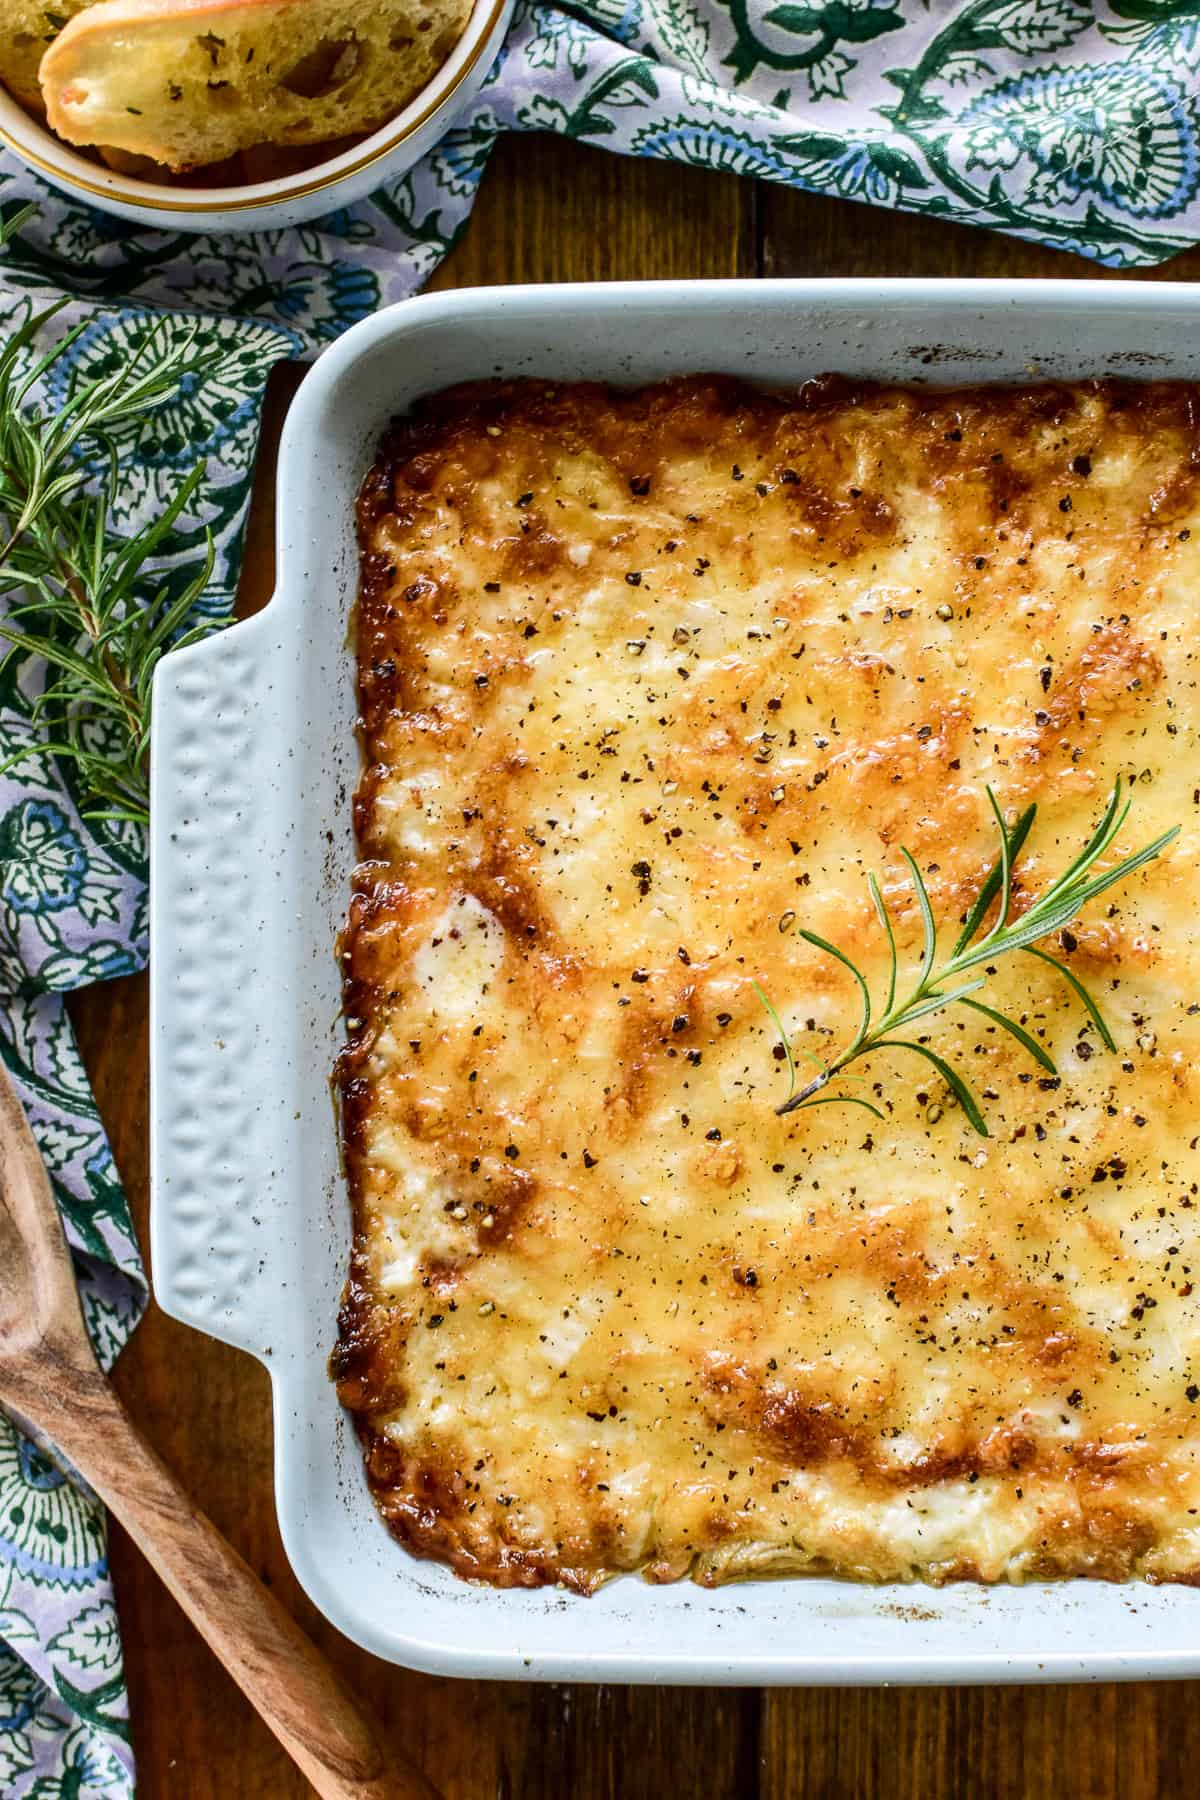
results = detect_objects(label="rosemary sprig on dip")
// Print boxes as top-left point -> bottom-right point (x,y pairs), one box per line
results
0,206 -> 226,826
758,777 -> 1178,1137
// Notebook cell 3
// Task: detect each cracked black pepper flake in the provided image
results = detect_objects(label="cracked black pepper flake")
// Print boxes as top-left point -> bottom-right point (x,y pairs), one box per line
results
504,1143 -> 520,1159
625,571 -> 642,586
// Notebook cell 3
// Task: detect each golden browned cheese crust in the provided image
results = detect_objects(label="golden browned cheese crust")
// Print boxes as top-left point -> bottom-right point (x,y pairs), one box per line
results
334,375 -> 1200,1593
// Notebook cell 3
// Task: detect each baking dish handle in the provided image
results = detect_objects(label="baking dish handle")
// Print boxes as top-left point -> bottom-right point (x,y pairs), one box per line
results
149,608 -> 293,1362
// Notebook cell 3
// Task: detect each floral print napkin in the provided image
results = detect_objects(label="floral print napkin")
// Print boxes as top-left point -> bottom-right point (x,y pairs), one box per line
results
4,0 -> 1200,341
2,0 -> 1199,1791
0,288 -> 297,1799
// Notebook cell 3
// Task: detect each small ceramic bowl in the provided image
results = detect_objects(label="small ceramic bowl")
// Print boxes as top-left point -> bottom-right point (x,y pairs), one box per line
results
0,0 -> 512,233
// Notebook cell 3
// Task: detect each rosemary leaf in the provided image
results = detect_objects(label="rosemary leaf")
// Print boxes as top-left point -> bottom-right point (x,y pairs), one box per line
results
752,979 -> 798,1102
1023,945 -> 1116,1054
765,778 -> 1176,1136
899,846 -> 937,988
959,996 -> 1057,1075
889,977 -> 987,1029
0,280 -> 232,826
797,927 -> 872,1056
792,1093 -> 886,1122
867,871 -> 897,1017
952,802 -> 1036,956
871,1039 -> 990,1137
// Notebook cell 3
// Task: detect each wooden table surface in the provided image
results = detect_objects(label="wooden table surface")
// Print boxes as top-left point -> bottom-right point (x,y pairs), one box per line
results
68,137 -> 1200,1800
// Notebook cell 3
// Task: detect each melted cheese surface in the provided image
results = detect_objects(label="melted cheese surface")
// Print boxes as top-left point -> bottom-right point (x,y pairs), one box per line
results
335,376 -> 1200,1591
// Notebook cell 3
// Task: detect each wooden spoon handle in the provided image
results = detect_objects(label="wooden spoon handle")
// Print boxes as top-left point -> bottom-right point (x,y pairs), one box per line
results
33,1370 -> 438,1800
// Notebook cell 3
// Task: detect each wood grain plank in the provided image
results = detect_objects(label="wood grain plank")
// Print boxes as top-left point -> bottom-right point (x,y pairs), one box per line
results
759,183 -> 1200,283
65,136 -> 760,1800
67,140 -> 1200,1800
759,1679 -> 1197,1800
430,133 -> 757,287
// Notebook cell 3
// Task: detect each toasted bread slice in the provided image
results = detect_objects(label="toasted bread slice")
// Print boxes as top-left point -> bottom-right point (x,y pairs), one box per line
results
0,1 -> 93,111
39,0 -> 474,171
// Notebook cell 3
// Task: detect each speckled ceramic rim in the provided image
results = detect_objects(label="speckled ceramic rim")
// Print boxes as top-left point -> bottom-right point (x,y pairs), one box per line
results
0,0 -> 507,214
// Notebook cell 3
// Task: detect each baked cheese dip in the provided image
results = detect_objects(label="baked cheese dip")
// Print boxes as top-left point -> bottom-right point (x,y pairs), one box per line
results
334,375 -> 1200,1592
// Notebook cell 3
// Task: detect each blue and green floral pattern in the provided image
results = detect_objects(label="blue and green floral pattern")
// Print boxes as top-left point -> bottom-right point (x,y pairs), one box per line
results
0,282 -> 293,1795
2,2 -> 1200,1791
0,0 -> 1197,322
1,0 -> 1199,344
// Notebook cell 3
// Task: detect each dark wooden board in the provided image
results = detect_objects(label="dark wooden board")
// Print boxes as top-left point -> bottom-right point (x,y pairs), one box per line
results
68,131 -> 1200,1797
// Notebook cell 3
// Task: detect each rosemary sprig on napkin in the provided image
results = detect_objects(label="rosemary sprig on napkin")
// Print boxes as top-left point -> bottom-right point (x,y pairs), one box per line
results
759,778 -> 1178,1137
0,207 -> 227,826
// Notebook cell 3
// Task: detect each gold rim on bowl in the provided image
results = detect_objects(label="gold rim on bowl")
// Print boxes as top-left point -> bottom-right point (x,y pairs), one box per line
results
0,0 -> 508,215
